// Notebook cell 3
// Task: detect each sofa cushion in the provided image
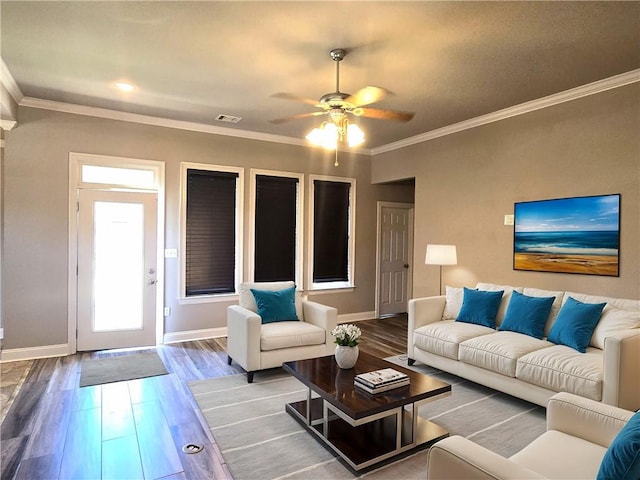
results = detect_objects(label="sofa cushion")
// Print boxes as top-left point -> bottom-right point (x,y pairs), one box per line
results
251,286 -> 300,323
548,297 -> 606,353
456,287 -> 504,328
459,331 -> 553,377
442,285 -> 465,320
597,411 -> 640,480
516,345 -> 603,401
260,321 -> 325,351
591,306 -> 640,350
499,290 -> 555,339
510,430 -> 607,480
476,283 -> 523,327
522,287 -> 565,336
414,320 -> 495,360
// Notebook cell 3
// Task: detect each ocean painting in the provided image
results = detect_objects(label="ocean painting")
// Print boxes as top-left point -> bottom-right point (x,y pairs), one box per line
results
514,194 -> 620,276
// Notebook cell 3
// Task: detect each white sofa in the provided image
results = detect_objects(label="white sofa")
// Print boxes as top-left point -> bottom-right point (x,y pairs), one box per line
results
227,281 -> 338,382
427,391 -> 636,479
408,283 -> 640,411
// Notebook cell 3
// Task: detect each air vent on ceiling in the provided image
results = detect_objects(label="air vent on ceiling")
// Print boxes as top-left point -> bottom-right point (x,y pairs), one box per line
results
215,114 -> 242,124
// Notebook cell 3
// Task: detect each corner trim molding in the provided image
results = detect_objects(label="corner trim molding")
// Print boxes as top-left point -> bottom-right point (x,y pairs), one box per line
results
371,68 -> 640,155
0,57 -> 24,104
0,344 -> 70,363
163,327 -> 228,344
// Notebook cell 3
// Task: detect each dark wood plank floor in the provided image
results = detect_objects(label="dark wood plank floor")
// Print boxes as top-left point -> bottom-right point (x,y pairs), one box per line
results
1,315 -> 407,480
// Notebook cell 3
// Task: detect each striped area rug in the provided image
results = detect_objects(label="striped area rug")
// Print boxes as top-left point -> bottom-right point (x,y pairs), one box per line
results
188,359 -> 546,479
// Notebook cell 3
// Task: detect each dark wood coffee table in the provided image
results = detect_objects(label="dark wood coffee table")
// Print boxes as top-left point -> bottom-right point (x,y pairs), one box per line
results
282,352 -> 451,472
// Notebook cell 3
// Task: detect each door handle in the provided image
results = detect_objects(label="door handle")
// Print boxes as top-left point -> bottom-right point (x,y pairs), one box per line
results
148,279 -> 157,285
403,264 -> 409,269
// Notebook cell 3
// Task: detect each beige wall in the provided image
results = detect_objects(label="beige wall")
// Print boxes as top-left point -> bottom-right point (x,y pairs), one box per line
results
372,84 -> 640,300
2,107 -> 414,350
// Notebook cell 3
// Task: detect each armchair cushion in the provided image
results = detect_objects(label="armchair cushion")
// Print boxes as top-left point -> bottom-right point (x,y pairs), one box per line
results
250,286 -> 299,323
597,411 -> 640,480
260,321 -> 326,351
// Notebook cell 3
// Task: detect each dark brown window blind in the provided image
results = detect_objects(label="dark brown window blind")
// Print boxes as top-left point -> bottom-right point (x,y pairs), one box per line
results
185,169 -> 238,296
313,180 -> 350,283
254,175 -> 298,282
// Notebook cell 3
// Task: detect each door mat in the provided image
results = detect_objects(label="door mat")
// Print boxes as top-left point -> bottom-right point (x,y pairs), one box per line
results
79,351 -> 168,387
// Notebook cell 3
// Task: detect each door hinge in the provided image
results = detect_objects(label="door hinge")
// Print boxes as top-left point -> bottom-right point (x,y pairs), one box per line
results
76,201 -> 80,212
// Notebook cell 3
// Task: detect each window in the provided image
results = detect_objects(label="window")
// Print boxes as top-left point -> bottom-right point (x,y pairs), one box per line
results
252,172 -> 302,283
309,176 -> 356,290
181,164 -> 243,298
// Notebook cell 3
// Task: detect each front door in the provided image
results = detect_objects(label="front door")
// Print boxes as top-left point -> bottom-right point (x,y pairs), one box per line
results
377,204 -> 413,316
77,189 -> 158,351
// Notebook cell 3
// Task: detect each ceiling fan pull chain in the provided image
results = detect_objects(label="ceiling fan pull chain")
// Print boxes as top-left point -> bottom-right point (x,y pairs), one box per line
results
335,149 -> 339,167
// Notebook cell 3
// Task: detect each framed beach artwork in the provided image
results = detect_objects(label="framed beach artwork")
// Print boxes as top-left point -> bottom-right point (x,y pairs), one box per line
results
513,194 -> 620,276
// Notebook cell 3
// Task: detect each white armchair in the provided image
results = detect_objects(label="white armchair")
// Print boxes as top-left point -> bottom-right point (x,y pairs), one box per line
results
427,392 -> 636,479
227,281 -> 338,382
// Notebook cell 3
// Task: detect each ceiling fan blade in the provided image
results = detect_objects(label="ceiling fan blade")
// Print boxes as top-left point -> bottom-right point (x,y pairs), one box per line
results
344,86 -> 390,107
355,107 -> 415,122
269,111 -> 326,124
272,92 -> 320,107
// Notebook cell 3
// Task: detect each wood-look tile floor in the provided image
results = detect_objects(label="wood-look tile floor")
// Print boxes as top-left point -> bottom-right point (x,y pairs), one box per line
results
0,316 -> 407,480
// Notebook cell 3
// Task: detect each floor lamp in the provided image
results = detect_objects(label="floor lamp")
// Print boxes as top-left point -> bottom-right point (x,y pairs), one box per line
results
425,244 -> 458,295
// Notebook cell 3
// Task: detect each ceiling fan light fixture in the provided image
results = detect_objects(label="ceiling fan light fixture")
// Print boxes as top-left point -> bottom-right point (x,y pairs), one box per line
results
306,122 -> 338,150
347,123 -> 365,147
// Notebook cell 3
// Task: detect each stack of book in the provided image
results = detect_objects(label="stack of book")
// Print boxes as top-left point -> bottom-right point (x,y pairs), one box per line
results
354,368 -> 410,394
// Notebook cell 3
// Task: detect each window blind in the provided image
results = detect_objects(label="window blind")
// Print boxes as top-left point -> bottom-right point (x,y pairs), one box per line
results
254,175 -> 298,282
185,169 -> 238,296
313,180 -> 350,283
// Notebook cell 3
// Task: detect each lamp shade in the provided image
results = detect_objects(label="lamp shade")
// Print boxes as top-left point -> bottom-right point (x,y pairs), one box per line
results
425,244 -> 457,265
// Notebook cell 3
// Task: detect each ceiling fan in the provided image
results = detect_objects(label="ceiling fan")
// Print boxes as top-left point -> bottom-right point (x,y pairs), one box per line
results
270,48 -> 415,130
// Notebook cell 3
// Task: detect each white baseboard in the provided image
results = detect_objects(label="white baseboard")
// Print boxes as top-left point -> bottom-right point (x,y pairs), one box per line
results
0,343 -> 70,363
337,311 -> 376,323
163,327 -> 227,344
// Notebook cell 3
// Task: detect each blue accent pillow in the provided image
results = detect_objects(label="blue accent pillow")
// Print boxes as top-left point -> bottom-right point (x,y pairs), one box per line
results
456,287 -> 504,328
547,297 -> 606,352
499,290 -> 555,339
597,411 -> 640,480
250,286 -> 300,324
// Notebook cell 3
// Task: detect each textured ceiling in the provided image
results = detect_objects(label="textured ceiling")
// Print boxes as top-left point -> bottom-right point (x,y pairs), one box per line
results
2,1 -> 639,149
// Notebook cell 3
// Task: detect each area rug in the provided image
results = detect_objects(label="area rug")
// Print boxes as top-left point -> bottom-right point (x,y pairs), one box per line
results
79,351 -> 168,387
188,359 -> 546,479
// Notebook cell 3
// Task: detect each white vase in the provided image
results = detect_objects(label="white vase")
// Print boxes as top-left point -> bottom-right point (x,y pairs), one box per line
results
335,345 -> 359,369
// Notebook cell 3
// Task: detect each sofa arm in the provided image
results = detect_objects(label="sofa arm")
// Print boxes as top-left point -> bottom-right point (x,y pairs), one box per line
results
546,392 -> 633,449
427,436 -> 544,479
227,305 -> 262,372
408,296 -> 446,358
302,300 -> 338,354
602,329 -> 640,411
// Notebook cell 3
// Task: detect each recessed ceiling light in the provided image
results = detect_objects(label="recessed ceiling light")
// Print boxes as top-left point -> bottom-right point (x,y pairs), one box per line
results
114,81 -> 136,92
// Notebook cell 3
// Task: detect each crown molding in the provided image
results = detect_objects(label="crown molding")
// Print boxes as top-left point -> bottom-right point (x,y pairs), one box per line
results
371,69 -> 640,155
0,57 -> 24,104
15,69 -> 638,156
19,97 -> 313,147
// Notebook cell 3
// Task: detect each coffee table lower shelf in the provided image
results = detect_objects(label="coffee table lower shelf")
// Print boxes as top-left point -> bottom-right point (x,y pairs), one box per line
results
285,397 -> 448,472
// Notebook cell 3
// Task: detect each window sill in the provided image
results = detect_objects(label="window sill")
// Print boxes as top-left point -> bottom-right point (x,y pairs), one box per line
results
178,293 -> 239,305
307,285 -> 355,295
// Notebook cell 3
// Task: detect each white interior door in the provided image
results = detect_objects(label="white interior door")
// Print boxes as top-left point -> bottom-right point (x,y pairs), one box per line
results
77,189 -> 158,351
377,204 -> 413,316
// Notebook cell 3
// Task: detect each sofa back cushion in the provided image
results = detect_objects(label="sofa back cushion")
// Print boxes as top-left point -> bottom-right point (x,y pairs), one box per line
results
522,287 -> 565,337
475,282 -> 523,327
443,285 -> 465,320
456,287 -> 504,328
547,297 -> 606,353
564,292 -> 640,349
499,290 -> 555,339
